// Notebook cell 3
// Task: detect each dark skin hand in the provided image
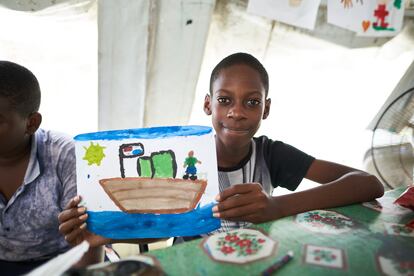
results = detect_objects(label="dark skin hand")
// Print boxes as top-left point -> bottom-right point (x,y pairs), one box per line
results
212,159 -> 384,223
59,196 -> 165,267
213,182 -> 275,223
58,195 -> 110,247
58,195 -> 166,248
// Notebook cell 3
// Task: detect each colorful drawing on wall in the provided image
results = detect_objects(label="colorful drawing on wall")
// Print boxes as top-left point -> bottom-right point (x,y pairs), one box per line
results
201,229 -> 277,264
247,0 -> 322,30
289,0 -> 303,7
327,0 -> 405,37
341,0 -> 364,9
74,125 -> 220,239
295,210 -> 357,234
304,244 -> 347,270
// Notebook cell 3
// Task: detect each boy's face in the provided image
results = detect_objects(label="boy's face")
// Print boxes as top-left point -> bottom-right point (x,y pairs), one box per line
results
0,97 -> 32,156
204,64 -> 270,150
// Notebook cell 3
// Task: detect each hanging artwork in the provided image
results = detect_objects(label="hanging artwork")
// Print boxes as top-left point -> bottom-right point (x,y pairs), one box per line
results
247,0 -> 322,30
201,228 -> 277,264
75,125 -> 220,239
327,0 -> 405,37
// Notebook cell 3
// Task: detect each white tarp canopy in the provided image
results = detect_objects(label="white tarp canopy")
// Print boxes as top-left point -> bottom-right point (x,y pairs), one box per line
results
1,0 -> 414,171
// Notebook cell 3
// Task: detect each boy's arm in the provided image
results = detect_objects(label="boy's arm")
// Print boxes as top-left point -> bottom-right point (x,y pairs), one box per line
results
56,140 -> 104,266
274,161 -> 384,218
213,159 -> 384,223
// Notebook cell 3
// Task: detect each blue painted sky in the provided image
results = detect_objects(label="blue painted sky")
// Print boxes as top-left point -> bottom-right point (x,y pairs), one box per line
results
74,125 -> 212,141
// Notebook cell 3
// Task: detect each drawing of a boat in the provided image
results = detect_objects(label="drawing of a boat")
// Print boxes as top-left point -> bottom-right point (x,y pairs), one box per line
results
99,177 -> 207,214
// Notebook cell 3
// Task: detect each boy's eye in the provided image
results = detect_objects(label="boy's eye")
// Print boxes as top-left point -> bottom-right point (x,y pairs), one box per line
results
246,99 -> 261,106
217,97 -> 230,104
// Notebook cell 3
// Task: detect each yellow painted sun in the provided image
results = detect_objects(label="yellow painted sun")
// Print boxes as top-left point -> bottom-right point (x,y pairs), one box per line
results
83,142 -> 106,166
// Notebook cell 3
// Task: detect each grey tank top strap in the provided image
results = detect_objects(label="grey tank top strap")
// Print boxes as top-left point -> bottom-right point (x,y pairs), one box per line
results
253,137 -> 273,195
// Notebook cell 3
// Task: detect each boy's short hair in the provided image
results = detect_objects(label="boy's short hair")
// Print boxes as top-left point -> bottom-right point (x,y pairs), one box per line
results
209,52 -> 269,97
0,61 -> 41,116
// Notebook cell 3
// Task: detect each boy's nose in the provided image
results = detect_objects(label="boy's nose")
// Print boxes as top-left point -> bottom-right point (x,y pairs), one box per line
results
227,104 -> 246,119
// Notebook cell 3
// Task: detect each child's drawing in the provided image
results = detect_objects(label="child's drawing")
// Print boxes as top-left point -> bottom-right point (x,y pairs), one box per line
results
83,142 -> 106,166
183,150 -> 201,180
118,143 -> 144,178
289,0 -> 303,7
327,0 -> 405,37
341,0 -> 363,9
99,177 -> 206,214
74,125 -> 220,239
247,0 -> 321,30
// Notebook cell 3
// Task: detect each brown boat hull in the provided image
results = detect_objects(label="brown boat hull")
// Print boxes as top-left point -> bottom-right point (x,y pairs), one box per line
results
99,177 -> 207,214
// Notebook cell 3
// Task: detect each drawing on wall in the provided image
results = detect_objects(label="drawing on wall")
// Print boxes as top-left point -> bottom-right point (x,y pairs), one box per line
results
341,0 -> 363,9
74,125 -> 220,239
327,0 -> 405,37
289,0 -> 303,7
247,0 -> 322,30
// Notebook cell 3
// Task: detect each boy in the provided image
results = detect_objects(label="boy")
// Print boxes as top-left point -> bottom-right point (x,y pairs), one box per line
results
58,53 -> 384,244
206,53 -> 384,231
0,61 -> 88,275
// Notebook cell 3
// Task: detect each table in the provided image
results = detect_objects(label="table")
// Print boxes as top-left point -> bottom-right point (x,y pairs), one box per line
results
148,187 -> 414,275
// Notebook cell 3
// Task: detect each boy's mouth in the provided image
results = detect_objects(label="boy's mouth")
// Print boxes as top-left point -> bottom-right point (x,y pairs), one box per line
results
222,126 -> 250,134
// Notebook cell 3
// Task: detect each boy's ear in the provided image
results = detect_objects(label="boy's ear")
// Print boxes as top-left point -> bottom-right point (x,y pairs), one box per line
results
204,94 -> 212,115
26,112 -> 42,135
263,98 -> 271,119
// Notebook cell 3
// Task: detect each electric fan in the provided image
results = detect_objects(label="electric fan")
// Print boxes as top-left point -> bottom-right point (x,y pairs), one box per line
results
366,87 -> 414,189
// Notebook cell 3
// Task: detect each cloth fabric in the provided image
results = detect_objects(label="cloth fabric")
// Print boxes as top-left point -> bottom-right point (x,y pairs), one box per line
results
184,157 -> 198,167
0,258 -> 51,276
185,166 -> 197,175
213,135 -> 315,233
0,129 -> 76,262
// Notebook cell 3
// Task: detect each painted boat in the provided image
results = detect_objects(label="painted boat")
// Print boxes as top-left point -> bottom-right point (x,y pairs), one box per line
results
99,177 -> 207,214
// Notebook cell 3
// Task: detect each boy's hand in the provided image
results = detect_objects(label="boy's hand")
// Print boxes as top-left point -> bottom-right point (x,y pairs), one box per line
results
58,195 -> 110,247
212,183 -> 280,224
